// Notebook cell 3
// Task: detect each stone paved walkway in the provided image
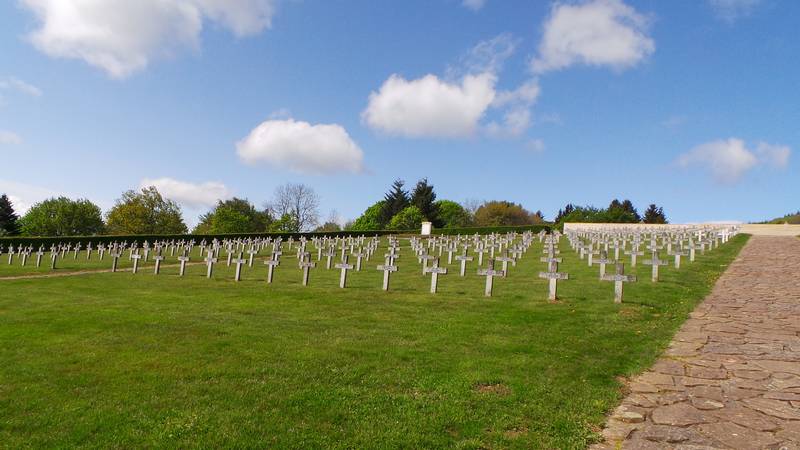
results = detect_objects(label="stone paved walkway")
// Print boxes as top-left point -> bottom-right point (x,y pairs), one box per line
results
593,236 -> 800,450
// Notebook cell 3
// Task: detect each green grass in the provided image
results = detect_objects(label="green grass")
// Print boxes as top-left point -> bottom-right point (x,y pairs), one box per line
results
0,234 -> 749,448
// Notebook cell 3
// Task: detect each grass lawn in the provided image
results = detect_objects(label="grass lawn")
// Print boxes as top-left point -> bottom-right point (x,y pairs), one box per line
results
0,234 -> 749,448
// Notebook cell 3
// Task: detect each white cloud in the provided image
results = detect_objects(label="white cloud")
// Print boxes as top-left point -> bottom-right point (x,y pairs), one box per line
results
0,130 -> 23,145
0,180 -> 64,215
453,33 -> 517,77
362,73 -> 497,138
0,77 -> 43,97
140,177 -> 232,208
532,0 -> 654,74
677,138 -> 791,183
364,35 -> 542,139
236,118 -> 365,175
708,0 -> 762,23
20,0 -> 277,78
756,142 -> 791,168
462,0 -> 486,11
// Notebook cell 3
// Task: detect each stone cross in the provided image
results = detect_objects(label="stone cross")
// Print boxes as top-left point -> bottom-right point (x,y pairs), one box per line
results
642,250 -> 668,282
131,252 -> 142,274
454,249 -> 473,277
177,254 -> 190,277
538,262 -> 569,302
299,255 -> 316,286
384,246 -> 400,266
247,248 -> 258,267
424,258 -> 448,294
539,255 -> 562,273
419,254 -> 435,275
334,255 -> 354,288
477,260 -> 505,297
624,247 -> 644,267
323,248 -> 336,270
601,262 -> 637,303
205,252 -> 218,278
595,250 -> 615,279
233,253 -> 247,282
352,248 -> 365,272
495,252 -> 515,277
587,245 -> 600,267
376,258 -> 397,291
264,258 -> 280,283
668,248 -> 687,269
153,254 -> 165,275
110,252 -> 121,272
35,250 -> 44,268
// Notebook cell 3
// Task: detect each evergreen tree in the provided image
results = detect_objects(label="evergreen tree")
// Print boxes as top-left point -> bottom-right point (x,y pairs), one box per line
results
410,178 -> 442,227
605,198 -> 640,223
378,179 -> 409,227
0,194 -> 20,236
643,204 -> 668,224
621,199 -> 641,222
554,203 -> 575,223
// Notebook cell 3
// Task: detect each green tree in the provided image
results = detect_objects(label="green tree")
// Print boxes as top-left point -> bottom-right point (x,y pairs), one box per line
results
19,197 -> 105,236
410,178 -> 441,226
379,179 -> 409,227
348,201 -> 385,231
474,201 -> 535,226
642,204 -> 668,224
269,213 -> 299,232
435,200 -> 472,228
554,203 -> 576,224
606,199 -> 640,223
0,194 -> 20,236
106,186 -> 187,234
194,198 -> 272,234
388,205 -> 424,230
560,206 -> 606,223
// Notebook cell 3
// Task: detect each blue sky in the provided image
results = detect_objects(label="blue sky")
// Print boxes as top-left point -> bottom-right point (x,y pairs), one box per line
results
0,0 -> 797,226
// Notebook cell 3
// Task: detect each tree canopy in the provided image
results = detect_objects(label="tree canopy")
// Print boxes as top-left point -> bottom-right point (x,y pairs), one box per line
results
194,198 -> 272,234
435,200 -> 472,228
19,197 -> 104,236
348,201 -> 385,231
388,205 -> 424,230
474,201 -> 538,226
106,186 -> 187,234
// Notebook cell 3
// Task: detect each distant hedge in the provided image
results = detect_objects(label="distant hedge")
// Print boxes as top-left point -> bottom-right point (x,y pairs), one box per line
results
432,224 -> 551,236
0,224 -> 551,248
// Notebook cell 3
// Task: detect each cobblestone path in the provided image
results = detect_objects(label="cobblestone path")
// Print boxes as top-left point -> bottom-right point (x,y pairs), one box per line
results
593,236 -> 800,449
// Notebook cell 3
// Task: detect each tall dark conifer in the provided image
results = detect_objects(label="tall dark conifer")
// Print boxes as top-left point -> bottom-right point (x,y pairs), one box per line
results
0,194 -> 20,235
410,178 -> 441,227
643,204 -> 668,224
379,179 -> 409,227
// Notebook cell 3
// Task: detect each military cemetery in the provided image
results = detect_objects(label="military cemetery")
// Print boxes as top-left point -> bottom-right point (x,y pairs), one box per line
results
2,1 -> 799,448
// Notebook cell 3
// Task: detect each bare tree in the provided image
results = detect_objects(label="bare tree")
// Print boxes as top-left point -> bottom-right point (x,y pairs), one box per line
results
268,183 -> 320,232
462,198 -> 482,216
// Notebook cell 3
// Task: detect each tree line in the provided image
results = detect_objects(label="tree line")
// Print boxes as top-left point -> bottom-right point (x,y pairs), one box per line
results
553,199 -> 668,225
0,181 -> 668,237
346,178 -> 545,231
0,183 -> 323,237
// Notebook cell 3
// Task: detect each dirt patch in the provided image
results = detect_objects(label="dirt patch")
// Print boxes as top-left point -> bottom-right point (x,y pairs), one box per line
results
503,427 -> 528,439
474,382 -> 511,395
